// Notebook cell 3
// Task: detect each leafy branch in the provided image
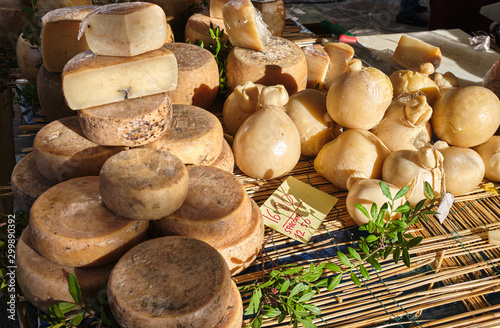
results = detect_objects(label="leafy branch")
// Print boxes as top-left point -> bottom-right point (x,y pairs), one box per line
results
21,0 -> 41,49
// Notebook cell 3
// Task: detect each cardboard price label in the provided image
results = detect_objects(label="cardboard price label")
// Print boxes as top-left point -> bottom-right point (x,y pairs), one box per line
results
260,176 -> 338,243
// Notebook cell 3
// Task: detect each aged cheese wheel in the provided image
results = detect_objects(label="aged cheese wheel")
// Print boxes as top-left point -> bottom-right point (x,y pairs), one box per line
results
226,36 -> 307,95
29,176 -> 149,267
100,149 -> 189,221
16,35 -> 42,83
252,0 -> 285,37
0,0 -> 26,50
146,0 -> 200,40
163,42 -> 219,109
214,281 -> 243,328
33,116 -> 125,183
10,153 -> 55,214
153,165 -> 253,245
16,227 -> 114,310
78,93 -> 173,147
210,138 -> 235,173
143,104 -> 223,165
184,11 -> 229,50
37,64 -> 75,122
108,236 -> 232,328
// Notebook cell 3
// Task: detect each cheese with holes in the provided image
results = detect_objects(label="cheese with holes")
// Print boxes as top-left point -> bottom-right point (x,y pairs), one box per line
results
302,44 -> 330,89
108,236 -> 232,328
226,36 -> 307,95
185,11 -> 229,50
164,43 -> 219,109
393,35 -> 442,71
78,93 -> 172,147
33,116 -> 126,183
323,42 -> 354,90
16,35 -> 42,83
252,0 -> 285,37
214,281 -> 243,328
11,153 -> 55,213
62,48 -> 178,110
37,64 -> 75,122
29,176 -> 149,267
16,227 -> 114,310
100,149 -> 189,221
41,6 -> 94,72
222,0 -> 271,51
211,138 -> 235,173
83,3 -> 168,56
144,104 -> 223,165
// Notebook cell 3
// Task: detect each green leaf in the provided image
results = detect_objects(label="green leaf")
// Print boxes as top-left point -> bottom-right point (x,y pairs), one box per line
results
370,202 -> 379,220
379,181 -> 393,200
303,303 -> 321,315
325,263 -> 342,273
348,247 -> 362,261
350,271 -> 361,287
302,271 -> 323,283
298,292 -> 315,303
365,234 -> 378,243
359,241 -> 370,254
394,204 -> 412,213
403,249 -> 411,267
359,265 -> 370,280
298,318 -> 318,328
264,307 -> 282,318
393,246 -> 401,264
57,302 -> 76,314
289,283 -> 306,298
376,208 -> 388,225
253,316 -> 263,328
100,310 -> 112,325
281,267 -> 303,275
367,220 -> 376,233
68,273 -> 81,304
52,304 -> 65,320
424,181 -> 434,200
367,258 -> 382,271
354,203 -> 369,218
383,245 -> 394,259
327,274 -> 342,291
316,278 -> 329,288
406,236 -> 424,248
69,312 -> 84,326
270,270 -> 280,277
414,199 -> 426,213
394,185 -> 409,200
337,252 -> 352,267
280,279 -> 291,293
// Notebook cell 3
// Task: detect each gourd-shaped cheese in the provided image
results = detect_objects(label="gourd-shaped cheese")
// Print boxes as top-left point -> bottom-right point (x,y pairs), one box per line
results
302,44 -> 330,90
29,176 -> 149,267
323,42 -> 354,90
37,64 -> 75,122
78,93 -> 173,147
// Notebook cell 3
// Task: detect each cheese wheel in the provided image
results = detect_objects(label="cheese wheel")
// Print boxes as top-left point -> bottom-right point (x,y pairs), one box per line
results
25,0 -> 92,7
143,104 -> 223,165
78,93 -> 173,147
252,0 -> 285,37
37,64 -> 75,122
107,236 -> 232,328
163,42 -> 219,109
0,0 -> 26,50
184,11 -> 229,51
146,0 -> 201,40
99,149 -> 189,221
214,280 -> 243,328
11,153 -> 55,214
16,35 -> 42,83
226,36 -> 307,95
16,227 -> 114,310
153,165 -> 253,245
29,176 -> 149,267
33,116 -> 126,183
210,138 -> 235,173
215,197 -> 264,275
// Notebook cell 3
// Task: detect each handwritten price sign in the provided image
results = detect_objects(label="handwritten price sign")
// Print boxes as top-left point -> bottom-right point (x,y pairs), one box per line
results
260,176 -> 338,243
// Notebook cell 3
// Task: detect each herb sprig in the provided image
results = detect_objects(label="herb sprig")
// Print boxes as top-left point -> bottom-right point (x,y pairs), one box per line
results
21,0 -> 41,49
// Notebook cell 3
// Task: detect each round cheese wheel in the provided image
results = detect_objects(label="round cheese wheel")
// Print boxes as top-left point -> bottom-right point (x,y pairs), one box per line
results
37,64 -> 75,122
78,93 -> 173,147
153,165 -> 252,245
210,138 -> 235,173
143,104 -> 223,165
33,116 -> 126,183
214,280 -> 243,328
100,148 -> 189,221
16,227 -> 114,310
107,236 -> 232,328
16,34 -> 42,83
226,36 -> 307,95
10,153 -> 55,213
0,0 -> 26,50
29,176 -> 149,267
164,42 -> 219,109
184,11 -> 229,51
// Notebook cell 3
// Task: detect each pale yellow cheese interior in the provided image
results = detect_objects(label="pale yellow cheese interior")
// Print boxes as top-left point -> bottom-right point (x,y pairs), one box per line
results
302,44 -> 330,89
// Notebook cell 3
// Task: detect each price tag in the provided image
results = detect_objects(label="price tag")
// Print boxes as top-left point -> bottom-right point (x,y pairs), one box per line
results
260,176 -> 338,243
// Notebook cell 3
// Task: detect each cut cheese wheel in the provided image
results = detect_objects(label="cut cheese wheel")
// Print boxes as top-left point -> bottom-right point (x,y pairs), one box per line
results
11,153 -> 55,214
16,227 -> 114,310
99,149 -> 189,221
252,0 -> 285,37
82,3 -> 168,57
37,64 -> 75,122
393,34 -> 442,71
0,0 -> 27,50
184,11 -> 229,50
78,93 -> 173,147
16,35 -> 42,83
153,165 -> 253,245
210,138 -> 235,173
41,5 -> 95,72
33,116 -> 126,183
62,48 -> 178,110
29,176 -> 149,267
107,236 -> 232,328
302,44 -> 330,90
323,42 -> 354,90
143,104 -> 223,165
226,36 -> 307,95
163,42 -> 219,109
215,197 -> 264,275
214,280 -> 243,328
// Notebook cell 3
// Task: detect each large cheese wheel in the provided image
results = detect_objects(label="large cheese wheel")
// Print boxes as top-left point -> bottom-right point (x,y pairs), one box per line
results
184,11 -> 229,50
0,0 -> 26,50
143,104 -> 223,165
211,138 -> 235,173
16,227 -> 114,310
107,236 -> 232,328
226,36 -> 307,95
33,116 -> 126,183
37,64 -> 75,122
214,280 -> 243,328
153,165 -> 253,245
99,149 -> 189,221
29,176 -> 149,267
163,42 -> 219,109
10,153 -> 55,214
16,35 -> 42,83
78,93 -> 173,147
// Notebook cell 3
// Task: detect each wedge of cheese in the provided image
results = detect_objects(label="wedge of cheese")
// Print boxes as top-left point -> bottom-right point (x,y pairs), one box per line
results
210,138 -> 235,173
62,48 -> 178,110
82,2 -> 168,56
37,64 -> 75,122
78,93 -> 172,147
41,5 -> 95,72
214,281 -> 243,328
108,236 -> 232,328
393,35 -> 442,71
252,0 -> 285,37
100,149 -> 189,221
302,44 -> 330,90
185,11 -> 229,50
210,0 -> 230,19
29,176 -> 149,267
323,42 -> 355,90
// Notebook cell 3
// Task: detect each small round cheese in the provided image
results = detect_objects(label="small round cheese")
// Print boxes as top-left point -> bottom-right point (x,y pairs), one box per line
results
210,138 -> 235,173
107,236 -> 232,328
184,11 -> 229,51
143,104 -> 224,165
16,227 -> 114,310
29,176 -> 149,267
214,280 -> 243,328
37,64 -> 75,122
100,149 -> 189,221
164,42 -> 219,109
33,116 -> 126,183
78,93 -> 173,147
16,34 -> 42,83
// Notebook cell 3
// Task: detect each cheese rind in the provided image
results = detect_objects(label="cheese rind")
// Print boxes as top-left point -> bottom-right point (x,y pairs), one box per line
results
210,0 -> 230,18
62,48 -> 178,110
323,42 -> 355,90
393,35 -> 442,71
302,44 -> 330,90
214,281 -> 243,328
211,138 -> 235,173
185,11 -> 229,50
16,35 -> 42,83
29,176 -> 149,267
37,64 -> 75,122
78,93 -> 173,147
